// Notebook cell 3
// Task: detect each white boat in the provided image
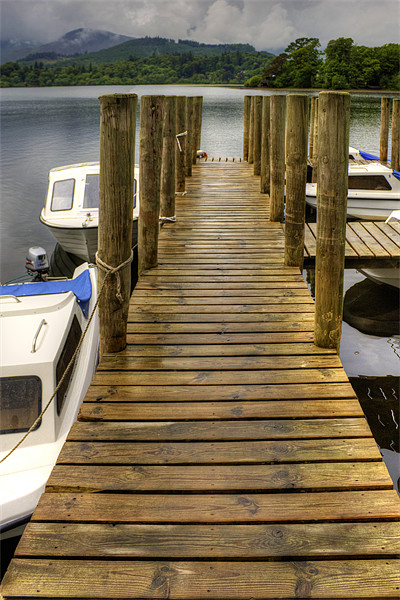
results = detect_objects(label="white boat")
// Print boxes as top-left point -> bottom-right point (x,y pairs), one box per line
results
358,210 -> 400,289
306,161 -> 400,220
0,256 -> 99,536
40,162 -> 139,262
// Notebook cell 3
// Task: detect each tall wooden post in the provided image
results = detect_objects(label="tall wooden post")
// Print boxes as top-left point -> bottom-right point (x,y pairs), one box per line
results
260,96 -> 270,194
243,96 -> 251,161
314,91 -> 350,352
284,94 -> 308,268
175,96 -> 186,194
309,97 -> 317,160
311,98 -> 319,182
269,95 -> 286,222
192,97 -> 202,164
248,97 -> 254,164
253,96 -> 262,176
185,97 -> 194,176
380,97 -> 390,162
98,93 -> 137,354
160,95 -> 177,219
391,98 -> 399,170
138,95 -> 164,275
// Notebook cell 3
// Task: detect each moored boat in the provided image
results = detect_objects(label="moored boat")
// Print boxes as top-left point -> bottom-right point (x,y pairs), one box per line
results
0,256 -> 99,535
40,162 -> 139,262
306,161 -> 400,220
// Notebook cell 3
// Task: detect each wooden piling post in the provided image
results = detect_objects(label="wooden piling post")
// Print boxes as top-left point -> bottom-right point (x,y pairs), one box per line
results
138,95 -> 164,275
185,97 -> 194,176
98,93 -> 137,354
175,96 -> 186,194
380,97 -> 390,162
192,96 -> 203,163
309,97 -> 317,160
243,95 -> 251,161
248,97 -> 254,164
314,91 -> 350,352
391,98 -> 399,170
269,95 -> 286,222
260,96 -> 270,194
311,98 -> 319,182
160,95 -> 177,219
284,94 -> 308,268
253,96 -> 262,176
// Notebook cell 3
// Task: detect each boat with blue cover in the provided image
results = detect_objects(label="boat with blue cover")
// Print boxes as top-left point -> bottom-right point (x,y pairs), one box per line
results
0,254 -> 99,536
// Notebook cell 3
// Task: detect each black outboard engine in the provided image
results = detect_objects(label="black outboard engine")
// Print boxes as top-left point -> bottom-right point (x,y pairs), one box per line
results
25,246 -> 49,280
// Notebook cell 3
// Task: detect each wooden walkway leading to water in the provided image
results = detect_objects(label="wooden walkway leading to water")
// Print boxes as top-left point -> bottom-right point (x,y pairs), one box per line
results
2,162 -> 400,599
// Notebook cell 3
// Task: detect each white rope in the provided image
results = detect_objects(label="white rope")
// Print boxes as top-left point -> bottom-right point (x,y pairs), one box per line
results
176,131 -> 187,153
95,250 -> 133,304
159,216 -> 176,223
175,191 -> 187,196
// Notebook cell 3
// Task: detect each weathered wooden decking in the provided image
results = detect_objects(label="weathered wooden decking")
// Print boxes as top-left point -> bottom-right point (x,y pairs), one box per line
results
2,162 -> 400,599
304,221 -> 400,266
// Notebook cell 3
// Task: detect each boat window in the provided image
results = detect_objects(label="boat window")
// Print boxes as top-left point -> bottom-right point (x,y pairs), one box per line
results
83,175 -> 137,209
0,376 -> 41,434
348,175 -> 392,191
84,174 -> 100,209
56,315 -> 82,415
51,179 -> 75,211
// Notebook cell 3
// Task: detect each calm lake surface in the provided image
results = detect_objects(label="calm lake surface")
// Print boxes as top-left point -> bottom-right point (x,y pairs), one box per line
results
0,85 -> 399,570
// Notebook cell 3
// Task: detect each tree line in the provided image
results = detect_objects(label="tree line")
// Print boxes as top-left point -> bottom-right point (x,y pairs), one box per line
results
0,50 -> 271,87
245,38 -> 399,91
0,37 -> 398,90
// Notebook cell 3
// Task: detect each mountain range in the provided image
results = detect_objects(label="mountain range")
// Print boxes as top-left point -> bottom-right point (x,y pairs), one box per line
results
1,28 -> 269,66
1,28 -> 134,63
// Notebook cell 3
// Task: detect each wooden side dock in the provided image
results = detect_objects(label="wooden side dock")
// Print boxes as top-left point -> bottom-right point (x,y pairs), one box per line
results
2,162 -> 400,599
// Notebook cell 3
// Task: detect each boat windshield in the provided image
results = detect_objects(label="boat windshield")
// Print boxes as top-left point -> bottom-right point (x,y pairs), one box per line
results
348,175 -> 392,191
0,376 -> 42,434
51,179 -> 75,211
83,174 -> 137,209
83,174 -> 100,209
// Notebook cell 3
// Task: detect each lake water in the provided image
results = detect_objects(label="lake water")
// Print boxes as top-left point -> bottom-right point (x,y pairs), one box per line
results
0,85 -> 399,574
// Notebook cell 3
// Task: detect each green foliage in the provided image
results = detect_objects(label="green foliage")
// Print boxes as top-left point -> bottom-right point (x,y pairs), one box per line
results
0,50 -> 274,87
256,37 -> 398,91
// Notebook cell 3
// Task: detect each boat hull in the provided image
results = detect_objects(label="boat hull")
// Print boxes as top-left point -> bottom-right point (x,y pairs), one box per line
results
305,193 -> 399,221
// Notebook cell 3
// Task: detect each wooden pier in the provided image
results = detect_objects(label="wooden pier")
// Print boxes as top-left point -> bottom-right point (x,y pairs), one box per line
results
2,161 -> 400,599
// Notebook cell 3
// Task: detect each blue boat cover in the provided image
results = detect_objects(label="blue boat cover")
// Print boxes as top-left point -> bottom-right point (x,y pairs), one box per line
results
359,149 -> 400,181
0,269 -> 92,317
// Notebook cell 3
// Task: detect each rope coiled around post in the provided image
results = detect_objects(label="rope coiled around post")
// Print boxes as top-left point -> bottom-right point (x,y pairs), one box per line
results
95,249 -> 134,304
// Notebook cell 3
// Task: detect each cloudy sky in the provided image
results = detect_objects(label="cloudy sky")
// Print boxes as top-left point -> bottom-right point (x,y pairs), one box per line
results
1,0 -> 399,51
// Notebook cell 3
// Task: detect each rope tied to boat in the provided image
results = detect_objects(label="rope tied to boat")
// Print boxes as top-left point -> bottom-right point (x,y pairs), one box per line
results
95,249 -> 134,304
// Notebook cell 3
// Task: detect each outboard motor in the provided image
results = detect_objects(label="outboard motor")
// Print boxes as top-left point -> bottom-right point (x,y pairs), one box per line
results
25,246 -> 49,280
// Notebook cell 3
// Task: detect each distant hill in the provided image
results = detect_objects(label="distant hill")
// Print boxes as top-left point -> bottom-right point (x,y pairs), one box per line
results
1,39 -> 41,64
12,28 -> 134,64
19,35 -> 263,66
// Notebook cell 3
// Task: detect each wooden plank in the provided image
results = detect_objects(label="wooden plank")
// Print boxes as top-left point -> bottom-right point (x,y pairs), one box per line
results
4,558 -> 400,599
32,490 -> 400,523
132,288 -> 311,297
17,521 -> 400,558
79,399 -> 364,421
97,355 -> 342,371
91,368 -> 349,386
128,313 -> 315,323
67,418 -> 371,442
110,342 -> 334,357
125,332 -> 317,344
46,462 -> 394,493
126,322 -> 315,333
362,221 -> 400,257
345,223 -> 375,258
86,383 -> 357,401
58,438 -> 379,464
130,303 -> 315,313
349,222 -> 390,258
375,221 -> 400,249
